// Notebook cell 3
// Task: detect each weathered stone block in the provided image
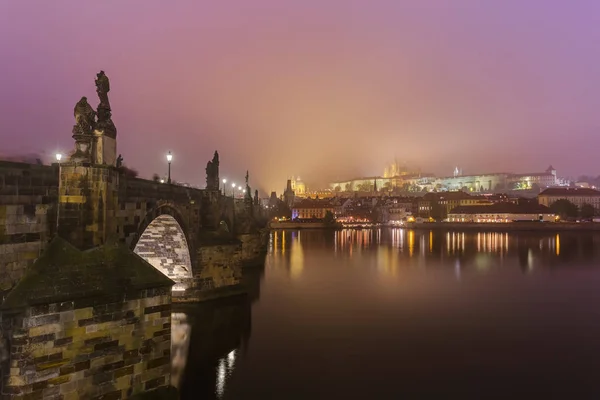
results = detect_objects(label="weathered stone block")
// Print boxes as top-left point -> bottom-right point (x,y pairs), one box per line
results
74,308 -> 93,321
29,323 -> 62,337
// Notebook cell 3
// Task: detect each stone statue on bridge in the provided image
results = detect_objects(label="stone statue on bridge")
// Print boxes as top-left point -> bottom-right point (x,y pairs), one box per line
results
205,151 -> 220,190
244,170 -> 253,210
95,70 -> 110,106
72,97 -> 96,135
94,70 -> 117,139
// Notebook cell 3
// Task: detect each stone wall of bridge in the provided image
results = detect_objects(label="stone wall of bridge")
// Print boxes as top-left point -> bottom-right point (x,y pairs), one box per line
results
117,177 -> 204,250
0,160 -> 268,303
0,162 -> 58,293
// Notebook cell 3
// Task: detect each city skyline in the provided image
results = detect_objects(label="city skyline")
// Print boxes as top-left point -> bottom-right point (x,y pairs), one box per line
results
2,1 -> 600,192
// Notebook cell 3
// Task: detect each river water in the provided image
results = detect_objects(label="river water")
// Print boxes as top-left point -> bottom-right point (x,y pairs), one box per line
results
175,229 -> 600,399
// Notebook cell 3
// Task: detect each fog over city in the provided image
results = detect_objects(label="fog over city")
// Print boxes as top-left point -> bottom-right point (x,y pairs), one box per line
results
2,1 -> 600,193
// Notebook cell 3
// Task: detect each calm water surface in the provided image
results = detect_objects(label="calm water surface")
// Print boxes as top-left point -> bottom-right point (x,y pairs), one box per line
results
176,229 -> 600,399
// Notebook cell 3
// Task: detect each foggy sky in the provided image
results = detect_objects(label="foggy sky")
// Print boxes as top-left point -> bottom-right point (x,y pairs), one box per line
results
2,0 -> 600,194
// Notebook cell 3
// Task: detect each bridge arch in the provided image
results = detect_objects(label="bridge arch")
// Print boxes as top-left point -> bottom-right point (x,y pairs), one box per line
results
132,205 -> 194,291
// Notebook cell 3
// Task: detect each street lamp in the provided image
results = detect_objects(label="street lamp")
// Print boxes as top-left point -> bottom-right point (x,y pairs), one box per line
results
222,178 -> 227,195
166,151 -> 173,184
238,185 -> 242,198
55,152 -> 63,231
231,182 -> 236,198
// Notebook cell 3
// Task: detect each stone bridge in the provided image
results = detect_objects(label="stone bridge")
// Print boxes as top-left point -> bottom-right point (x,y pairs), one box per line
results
0,71 -> 270,399
0,69 -> 268,303
0,159 -> 268,302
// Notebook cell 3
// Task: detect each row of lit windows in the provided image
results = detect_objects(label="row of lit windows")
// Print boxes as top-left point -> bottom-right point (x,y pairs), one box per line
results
542,196 -> 600,206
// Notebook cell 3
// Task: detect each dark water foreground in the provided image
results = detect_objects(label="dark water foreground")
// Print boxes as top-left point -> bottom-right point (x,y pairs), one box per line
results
175,229 -> 600,399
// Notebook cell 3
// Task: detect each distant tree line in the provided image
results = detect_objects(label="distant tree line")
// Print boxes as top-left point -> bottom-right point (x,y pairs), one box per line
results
550,199 -> 595,220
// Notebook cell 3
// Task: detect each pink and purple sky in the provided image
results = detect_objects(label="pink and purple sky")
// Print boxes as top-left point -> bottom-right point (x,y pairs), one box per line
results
1,1 -> 600,193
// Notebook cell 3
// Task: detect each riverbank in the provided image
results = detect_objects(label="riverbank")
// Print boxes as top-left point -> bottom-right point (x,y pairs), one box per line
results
270,221 -> 600,232
406,222 -> 600,232
269,221 -> 340,229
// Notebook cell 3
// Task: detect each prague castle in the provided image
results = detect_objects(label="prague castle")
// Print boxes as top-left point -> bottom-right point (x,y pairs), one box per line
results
329,161 -> 563,194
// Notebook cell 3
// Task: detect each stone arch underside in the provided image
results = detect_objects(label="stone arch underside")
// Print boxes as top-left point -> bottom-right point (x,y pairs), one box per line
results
134,214 -> 193,291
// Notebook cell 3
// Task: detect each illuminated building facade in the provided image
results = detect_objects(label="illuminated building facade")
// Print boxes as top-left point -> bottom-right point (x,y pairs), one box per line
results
417,192 -> 492,219
506,166 -> 557,190
447,203 -> 555,222
291,199 -> 334,220
538,187 -> 600,211
290,176 -> 306,195
329,164 -> 562,194
383,160 -> 418,178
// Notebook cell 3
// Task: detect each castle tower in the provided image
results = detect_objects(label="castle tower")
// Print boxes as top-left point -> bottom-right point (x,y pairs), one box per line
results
283,179 -> 295,208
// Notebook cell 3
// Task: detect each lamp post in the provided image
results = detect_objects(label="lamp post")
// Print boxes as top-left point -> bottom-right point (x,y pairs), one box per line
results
55,153 -> 62,232
231,183 -> 236,198
166,151 -> 173,184
222,178 -> 227,195
238,186 -> 242,199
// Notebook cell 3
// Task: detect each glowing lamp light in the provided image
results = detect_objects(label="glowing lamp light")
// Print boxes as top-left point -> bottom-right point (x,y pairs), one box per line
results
231,183 -> 236,188
238,186 -> 242,190
222,178 -> 227,184
55,153 -> 62,162
166,151 -> 173,163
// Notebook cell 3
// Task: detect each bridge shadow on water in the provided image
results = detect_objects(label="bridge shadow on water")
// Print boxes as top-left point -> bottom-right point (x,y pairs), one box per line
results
172,265 -> 264,399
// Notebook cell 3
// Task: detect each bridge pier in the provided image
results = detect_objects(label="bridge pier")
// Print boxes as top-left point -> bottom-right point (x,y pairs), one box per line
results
0,238 -> 174,399
238,230 -> 270,268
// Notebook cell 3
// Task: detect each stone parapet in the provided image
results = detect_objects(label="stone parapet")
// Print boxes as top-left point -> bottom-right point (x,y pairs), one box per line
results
0,162 -> 59,295
0,204 -> 54,293
0,162 -> 58,202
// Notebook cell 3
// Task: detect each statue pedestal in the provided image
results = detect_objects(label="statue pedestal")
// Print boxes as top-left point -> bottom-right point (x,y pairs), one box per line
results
70,133 -> 92,163
93,130 -> 117,166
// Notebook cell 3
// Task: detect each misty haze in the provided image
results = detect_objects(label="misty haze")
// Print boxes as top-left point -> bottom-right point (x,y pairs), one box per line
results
2,1 -> 600,399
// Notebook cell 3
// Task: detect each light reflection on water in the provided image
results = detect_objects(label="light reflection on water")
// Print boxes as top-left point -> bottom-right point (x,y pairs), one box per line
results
173,266 -> 257,400
175,229 -> 600,398
268,228 -> 579,274
215,350 -> 236,398
170,313 -> 191,389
